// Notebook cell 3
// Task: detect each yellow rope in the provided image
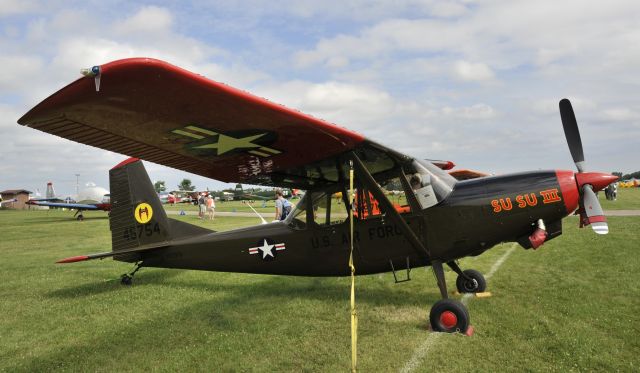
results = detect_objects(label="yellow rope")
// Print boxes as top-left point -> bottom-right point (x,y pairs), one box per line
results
349,164 -> 358,372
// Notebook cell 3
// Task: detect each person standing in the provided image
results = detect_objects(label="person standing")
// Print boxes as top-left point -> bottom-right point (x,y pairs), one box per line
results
198,193 -> 206,219
274,190 -> 292,221
206,195 -> 215,221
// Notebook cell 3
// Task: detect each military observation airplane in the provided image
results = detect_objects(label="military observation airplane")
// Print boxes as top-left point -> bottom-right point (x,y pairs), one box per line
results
18,58 -> 617,334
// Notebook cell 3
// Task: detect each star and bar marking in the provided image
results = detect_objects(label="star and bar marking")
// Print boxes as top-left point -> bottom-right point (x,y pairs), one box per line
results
171,125 -> 282,158
248,239 -> 286,260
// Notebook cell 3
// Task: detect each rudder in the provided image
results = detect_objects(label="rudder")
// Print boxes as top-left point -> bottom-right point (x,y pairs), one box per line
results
109,158 -> 172,255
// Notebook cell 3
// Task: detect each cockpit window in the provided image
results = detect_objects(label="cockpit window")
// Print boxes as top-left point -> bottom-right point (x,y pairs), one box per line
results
287,187 -> 348,229
287,158 -> 457,229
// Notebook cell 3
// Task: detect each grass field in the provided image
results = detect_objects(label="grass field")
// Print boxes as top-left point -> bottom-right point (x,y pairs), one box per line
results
599,186 -> 640,210
0,209 -> 638,372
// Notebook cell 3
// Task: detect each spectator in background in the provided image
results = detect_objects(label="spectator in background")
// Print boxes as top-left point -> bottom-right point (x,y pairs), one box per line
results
274,190 -> 293,221
198,193 -> 206,219
206,195 -> 215,221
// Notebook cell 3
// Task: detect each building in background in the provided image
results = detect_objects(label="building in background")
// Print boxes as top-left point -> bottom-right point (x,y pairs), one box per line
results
0,189 -> 32,209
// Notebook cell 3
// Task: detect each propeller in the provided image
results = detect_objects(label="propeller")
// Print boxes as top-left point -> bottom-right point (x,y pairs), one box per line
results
559,98 -> 617,235
559,99 -> 585,172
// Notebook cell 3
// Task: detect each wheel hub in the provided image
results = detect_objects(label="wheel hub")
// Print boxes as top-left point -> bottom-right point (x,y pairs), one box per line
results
439,311 -> 457,329
464,278 -> 478,292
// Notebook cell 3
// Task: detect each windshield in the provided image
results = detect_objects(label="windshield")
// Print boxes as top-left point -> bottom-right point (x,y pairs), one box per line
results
406,160 -> 456,209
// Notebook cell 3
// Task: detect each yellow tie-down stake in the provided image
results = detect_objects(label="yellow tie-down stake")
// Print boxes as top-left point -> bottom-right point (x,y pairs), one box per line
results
451,291 -> 493,298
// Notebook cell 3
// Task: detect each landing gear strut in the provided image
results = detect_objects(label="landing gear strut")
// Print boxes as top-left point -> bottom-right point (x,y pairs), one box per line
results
74,210 -> 84,221
120,261 -> 143,285
447,261 -> 486,294
429,261 -> 470,333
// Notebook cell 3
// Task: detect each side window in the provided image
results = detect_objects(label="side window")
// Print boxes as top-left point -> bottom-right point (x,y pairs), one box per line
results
353,176 -> 411,219
311,191 -> 348,227
380,177 -> 411,214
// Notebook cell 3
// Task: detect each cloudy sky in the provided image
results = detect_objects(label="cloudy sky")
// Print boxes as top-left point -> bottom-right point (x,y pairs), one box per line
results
1,0 -> 638,197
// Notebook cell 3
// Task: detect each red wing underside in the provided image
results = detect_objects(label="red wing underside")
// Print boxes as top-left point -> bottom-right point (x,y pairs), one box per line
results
18,58 -> 368,187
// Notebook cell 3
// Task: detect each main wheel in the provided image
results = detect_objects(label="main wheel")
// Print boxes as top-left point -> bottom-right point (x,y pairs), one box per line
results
429,299 -> 470,333
455,269 -> 486,293
76,214 -> 84,221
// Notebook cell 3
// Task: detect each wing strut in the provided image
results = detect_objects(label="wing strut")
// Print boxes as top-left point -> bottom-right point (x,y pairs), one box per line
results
349,152 -> 432,262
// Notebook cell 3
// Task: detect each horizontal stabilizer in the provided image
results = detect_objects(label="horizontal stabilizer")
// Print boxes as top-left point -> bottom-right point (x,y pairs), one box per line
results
56,241 -> 171,264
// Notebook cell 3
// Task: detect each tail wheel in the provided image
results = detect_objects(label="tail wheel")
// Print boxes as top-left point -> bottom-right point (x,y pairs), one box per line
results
455,269 -> 486,293
429,299 -> 470,333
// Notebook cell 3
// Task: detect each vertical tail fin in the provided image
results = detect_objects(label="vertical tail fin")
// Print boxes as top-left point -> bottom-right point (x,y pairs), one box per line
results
109,158 -> 172,256
108,158 -> 213,262
46,182 -> 55,199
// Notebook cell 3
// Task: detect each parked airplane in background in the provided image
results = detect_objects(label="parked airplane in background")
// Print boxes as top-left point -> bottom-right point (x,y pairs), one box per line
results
0,198 -> 17,207
26,181 -> 111,220
227,184 -> 292,201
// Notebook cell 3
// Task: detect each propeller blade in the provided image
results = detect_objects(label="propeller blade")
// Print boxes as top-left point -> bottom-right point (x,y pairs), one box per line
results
582,185 -> 608,234
559,98 -> 586,172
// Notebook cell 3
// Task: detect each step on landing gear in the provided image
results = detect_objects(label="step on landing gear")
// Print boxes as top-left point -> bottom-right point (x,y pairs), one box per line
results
428,261 -> 473,335
120,261 -> 143,285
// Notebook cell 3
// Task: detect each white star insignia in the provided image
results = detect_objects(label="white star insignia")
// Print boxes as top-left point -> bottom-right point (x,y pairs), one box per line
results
258,239 -> 275,259
194,133 -> 266,155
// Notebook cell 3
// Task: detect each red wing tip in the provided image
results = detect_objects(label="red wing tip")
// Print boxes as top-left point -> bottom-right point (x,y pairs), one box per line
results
442,161 -> 455,170
111,157 -> 140,170
56,255 -> 90,264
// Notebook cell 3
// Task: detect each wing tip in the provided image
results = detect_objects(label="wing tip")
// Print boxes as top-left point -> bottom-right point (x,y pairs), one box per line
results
56,255 -> 90,264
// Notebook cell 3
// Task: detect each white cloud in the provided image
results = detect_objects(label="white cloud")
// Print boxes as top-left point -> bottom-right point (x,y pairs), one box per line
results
114,6 -> 174,36
452,60 -> 495,82
599,108 -> 639,122
0,55 -> 43,90
1,0 -> 640,194
0,0 -> 39,17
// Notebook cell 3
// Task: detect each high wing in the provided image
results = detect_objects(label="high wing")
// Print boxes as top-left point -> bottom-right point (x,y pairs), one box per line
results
18,58 -> 413,189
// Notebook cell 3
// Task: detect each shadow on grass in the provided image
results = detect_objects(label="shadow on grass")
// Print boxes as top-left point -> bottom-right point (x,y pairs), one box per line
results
26,216 -> 109,223
165,274 -> 440,308
13,271 -> 440,372
45,270 -> 184,298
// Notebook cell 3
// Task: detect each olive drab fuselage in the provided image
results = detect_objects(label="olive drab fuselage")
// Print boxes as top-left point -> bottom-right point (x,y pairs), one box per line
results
138,170 -> 571,276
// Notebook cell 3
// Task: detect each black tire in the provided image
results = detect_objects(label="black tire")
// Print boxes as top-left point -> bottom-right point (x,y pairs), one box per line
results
77,214 -> 84,221
455,269 -> 486,293
120,275 -> 132,286
429,299 -> 470,333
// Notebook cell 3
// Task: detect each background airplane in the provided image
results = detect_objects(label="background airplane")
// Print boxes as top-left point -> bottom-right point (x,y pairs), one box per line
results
26,181 -> 111,220
0,198 -> 18,207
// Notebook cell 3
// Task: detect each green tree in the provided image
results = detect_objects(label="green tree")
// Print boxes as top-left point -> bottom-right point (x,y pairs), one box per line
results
154,180 -> 166,193
178,179 -> 196,191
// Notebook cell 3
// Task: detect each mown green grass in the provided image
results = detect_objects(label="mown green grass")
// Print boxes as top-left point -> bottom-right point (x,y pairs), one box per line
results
0,209 -> 638,372
600,186 -> 640,210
